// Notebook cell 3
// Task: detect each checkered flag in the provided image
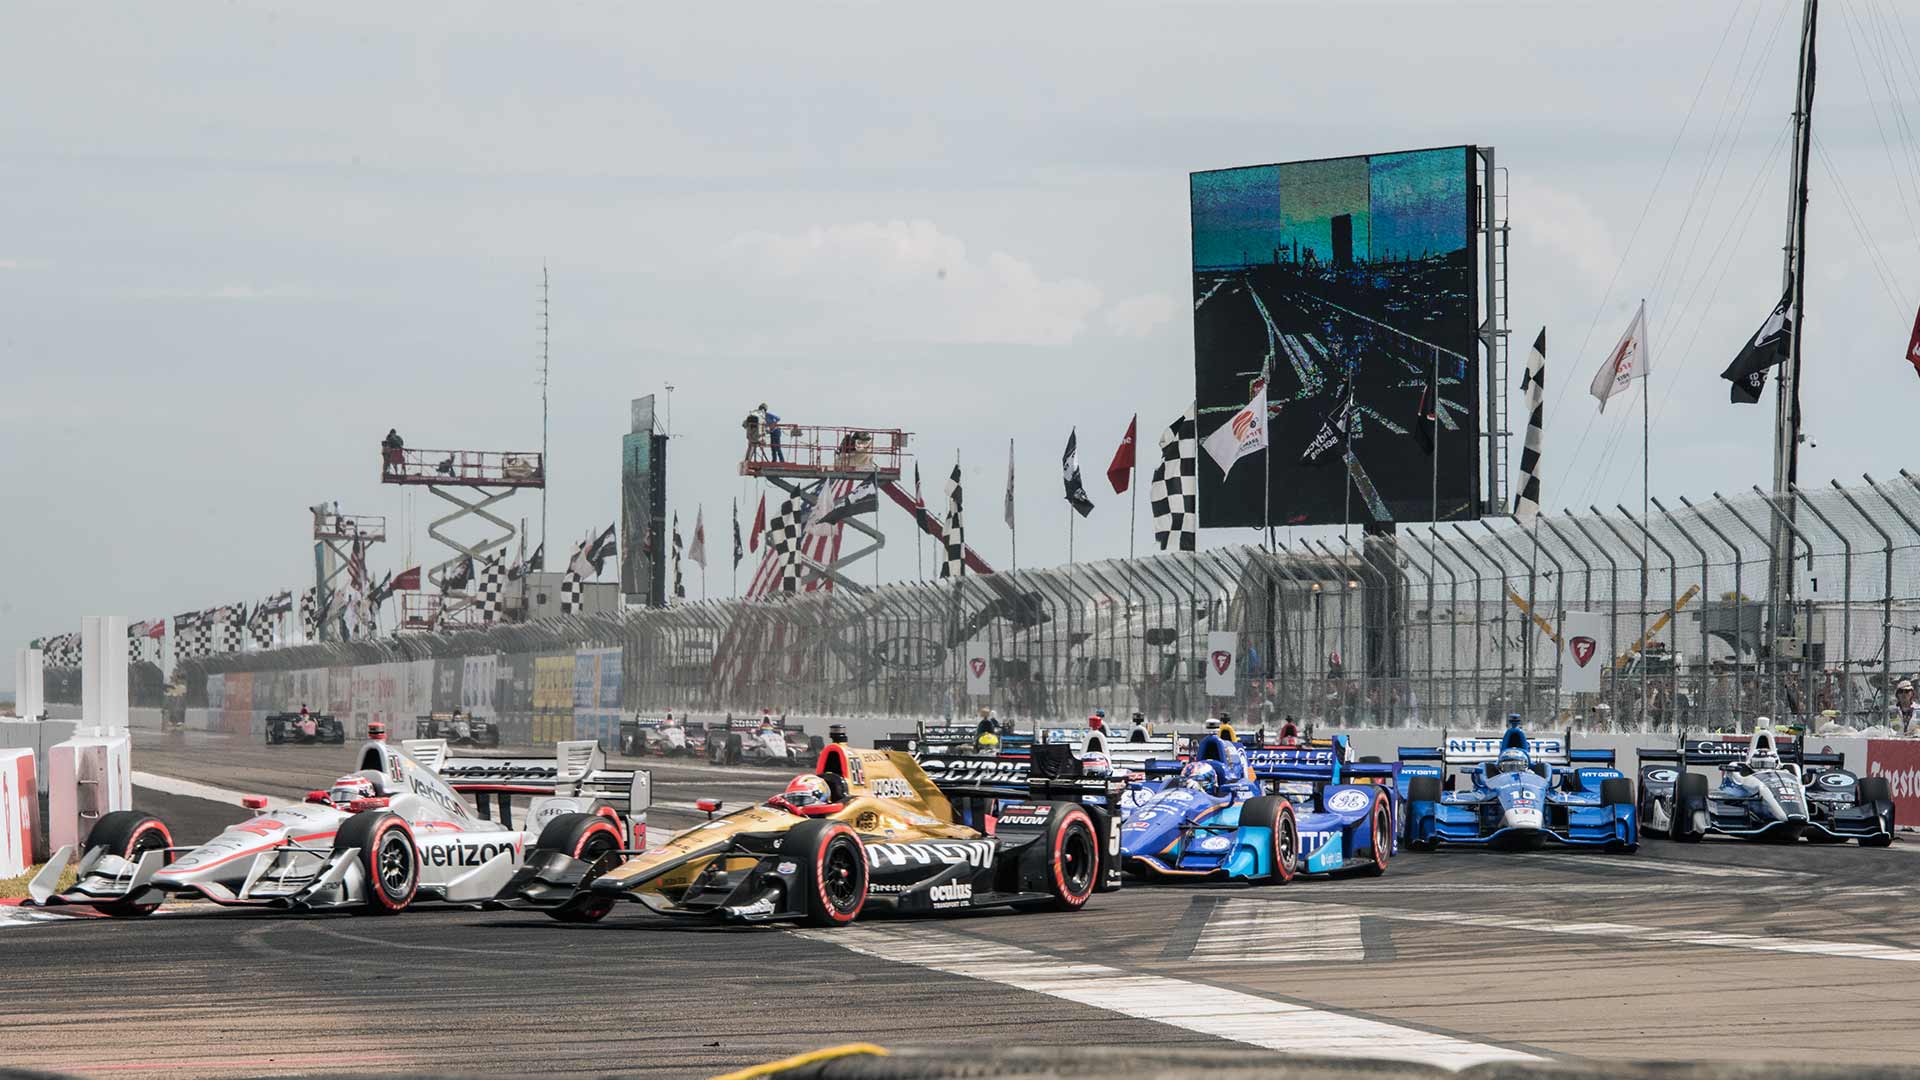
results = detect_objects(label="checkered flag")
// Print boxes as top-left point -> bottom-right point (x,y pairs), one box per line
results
175,611 -> 211,660
1513,328 -> 1546,526
478,558 -> 507,623
248,604 -> 275,650
940,462 -> 965,579
1150,403 -> 1198,551
217,605 -> 246,653
671,512 -> 685,600
41,632 -> 80,669
559,539 -> 586,614
299,589 -> 319,639
764,494 -> 810,594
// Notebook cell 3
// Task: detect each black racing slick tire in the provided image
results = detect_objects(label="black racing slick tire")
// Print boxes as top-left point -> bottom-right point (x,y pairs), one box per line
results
790,820 -> 868,927
85,811 -> 173,918
1014,804 -> 1100,913
1357,794 -> 1392,877
534,813 -> 625,923
807,735 -> 826,758
1672,773 -> 1710,843
1600,778 -> 1633,806
1241,796 -> 1298,884
335,811 -> 419,914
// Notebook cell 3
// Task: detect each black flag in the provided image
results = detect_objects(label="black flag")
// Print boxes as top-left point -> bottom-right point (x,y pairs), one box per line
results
1062,429 -> 1095,517
732,499 -> 744,569
1721,285 -> 1794,404
1300,374 -> 1354,466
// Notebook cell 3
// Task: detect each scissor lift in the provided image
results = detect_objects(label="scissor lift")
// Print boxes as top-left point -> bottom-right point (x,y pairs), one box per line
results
381,446 -> 543,620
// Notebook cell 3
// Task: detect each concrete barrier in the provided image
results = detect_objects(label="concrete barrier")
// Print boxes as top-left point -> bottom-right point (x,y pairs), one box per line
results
0,748 -> 36,875
47,735 -> 132,854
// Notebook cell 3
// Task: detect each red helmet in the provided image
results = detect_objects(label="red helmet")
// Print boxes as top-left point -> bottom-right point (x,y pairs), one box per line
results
781,774 -> 832,809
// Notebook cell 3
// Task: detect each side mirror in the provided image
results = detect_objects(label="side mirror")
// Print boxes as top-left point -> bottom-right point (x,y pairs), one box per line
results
242,795 -> 270,813
697,798 -> 722,819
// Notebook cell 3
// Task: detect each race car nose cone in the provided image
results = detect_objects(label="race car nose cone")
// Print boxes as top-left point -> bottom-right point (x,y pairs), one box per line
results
588,876 -> 631,896
1501,806 -> 1543,831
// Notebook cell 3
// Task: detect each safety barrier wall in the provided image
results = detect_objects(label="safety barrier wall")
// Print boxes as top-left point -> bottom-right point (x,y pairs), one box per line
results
46,736 -> 131,855
0,748 -> 36,875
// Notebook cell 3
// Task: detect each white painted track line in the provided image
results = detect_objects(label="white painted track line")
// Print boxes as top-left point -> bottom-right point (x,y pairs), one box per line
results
1190,898 -> 1366,963
801,924 -> 1539,1069
132,770 -> 293,809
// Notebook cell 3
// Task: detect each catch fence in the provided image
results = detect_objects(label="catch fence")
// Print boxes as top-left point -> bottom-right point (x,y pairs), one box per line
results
70,476 -> 1920,742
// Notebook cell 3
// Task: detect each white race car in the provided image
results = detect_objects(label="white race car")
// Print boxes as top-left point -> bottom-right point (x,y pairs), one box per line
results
29,738 -> 649,919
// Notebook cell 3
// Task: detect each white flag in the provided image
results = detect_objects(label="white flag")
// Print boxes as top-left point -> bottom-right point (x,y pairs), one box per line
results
1589,301 -> 1649,413
1201,379 -> 1269,478
688,506 -> 707,568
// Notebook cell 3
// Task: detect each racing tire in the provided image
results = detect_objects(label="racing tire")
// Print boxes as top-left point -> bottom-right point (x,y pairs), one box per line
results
266,726 -> 282,745
85,811 -> 173,918
1356,794 -> 1392,877
1013,804 -> 1100,913
807,735 -> 825,758
790,820 -> 868,927
1241,796 -> 1298,885
534,813 -> 625,923
1857,777 -> 1895,846
707,735 -> 724,765
1671,773 -> 1710,843
330,726 -> 346,745
725,733 -> 743,767
335,811 -> 419,915
1403,776 -> 1442,851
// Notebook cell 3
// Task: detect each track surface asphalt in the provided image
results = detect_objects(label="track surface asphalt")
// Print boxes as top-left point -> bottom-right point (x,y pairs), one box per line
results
6,731 -> 1920,1078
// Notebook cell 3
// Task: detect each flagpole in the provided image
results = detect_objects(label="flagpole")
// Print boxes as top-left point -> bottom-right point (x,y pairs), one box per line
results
1009,437 -> 1018,574
1129,453 -> 1138,560
1642,300 -> 1653,730
732,497 -> 739,599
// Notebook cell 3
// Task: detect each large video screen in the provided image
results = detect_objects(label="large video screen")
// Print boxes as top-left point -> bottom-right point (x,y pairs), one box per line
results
1191,145 -> 1480,527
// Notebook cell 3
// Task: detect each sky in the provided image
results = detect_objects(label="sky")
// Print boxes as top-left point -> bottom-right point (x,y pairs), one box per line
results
4,0 -> 1920,689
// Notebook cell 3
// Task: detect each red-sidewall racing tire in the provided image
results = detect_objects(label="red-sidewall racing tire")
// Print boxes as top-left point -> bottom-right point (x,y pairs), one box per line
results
793,820 -> 868,927
86,811 -> 173,918
1015,805 -> 1099,913
335,811 -> 419,915
1240,797 -> 1297,885
1357,794 -> 1392,877
536,812 -> 625,923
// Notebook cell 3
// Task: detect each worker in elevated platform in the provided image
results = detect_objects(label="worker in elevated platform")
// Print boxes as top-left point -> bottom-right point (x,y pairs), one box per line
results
381,428 -> 405,474
757,404 -> 785,462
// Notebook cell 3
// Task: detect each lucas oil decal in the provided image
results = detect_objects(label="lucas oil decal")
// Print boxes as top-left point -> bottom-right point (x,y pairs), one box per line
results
868,778 -> 914,800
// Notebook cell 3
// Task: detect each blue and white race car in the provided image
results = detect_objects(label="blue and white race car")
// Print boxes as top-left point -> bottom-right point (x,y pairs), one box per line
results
1396,725 -> 1638,852
1117,730 -> 1398,882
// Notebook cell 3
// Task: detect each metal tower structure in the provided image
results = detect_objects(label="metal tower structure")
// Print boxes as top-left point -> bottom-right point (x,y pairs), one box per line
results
309,506 -> 385,642
739,425 -> 911,593
381,445 -> 544,625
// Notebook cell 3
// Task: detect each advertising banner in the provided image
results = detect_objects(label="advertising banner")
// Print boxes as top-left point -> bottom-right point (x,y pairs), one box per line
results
498,653 -> 535,746
533,655 -> 574,746
1559,610 -> 1607,694
222,671 -> 253,735
206,674 -> 226,727
1205,631 -> 1238,697
964,642 -> 991,698
463,654 -> 498,714
405,660 -> 435,720
1867,739 -> 1920,826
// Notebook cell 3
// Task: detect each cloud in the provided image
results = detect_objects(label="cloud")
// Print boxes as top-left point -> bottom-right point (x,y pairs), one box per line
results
722,219 -> 1102,347
1102,292 -> 1177,338
1519,182 -> 1621,289
129,283 -> 318,301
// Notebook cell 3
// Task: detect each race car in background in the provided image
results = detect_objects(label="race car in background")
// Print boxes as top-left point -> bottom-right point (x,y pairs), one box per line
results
264,711 -> 346,745
1638,729 -> 1893,845
416,711 -> 502,748
1117,731 -> 1397,881
707,716 -> 824,765
506,741 -> 1122,926
28,738 -> 648,919
621,714 -> 709,758
1396,726 -> 1638,851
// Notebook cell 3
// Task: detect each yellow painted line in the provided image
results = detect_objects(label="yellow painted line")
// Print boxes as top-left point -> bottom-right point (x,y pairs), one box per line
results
708,1042 -> 889,1080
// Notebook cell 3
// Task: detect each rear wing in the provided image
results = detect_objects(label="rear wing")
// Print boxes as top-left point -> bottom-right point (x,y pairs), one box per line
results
727,718 -> 806,735
1641,733 -> 1827,768
924,744 -> 1125,804
407,737 -> 651,826
1399,729 -> 1610,768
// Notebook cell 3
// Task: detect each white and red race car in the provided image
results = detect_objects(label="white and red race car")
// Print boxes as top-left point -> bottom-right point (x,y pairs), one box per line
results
28,738 -> 649,920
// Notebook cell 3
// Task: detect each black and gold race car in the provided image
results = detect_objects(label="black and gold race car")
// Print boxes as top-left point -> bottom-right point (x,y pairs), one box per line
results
505,742 -> 1122,926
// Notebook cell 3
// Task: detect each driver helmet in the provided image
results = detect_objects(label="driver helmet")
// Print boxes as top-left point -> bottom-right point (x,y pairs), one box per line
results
299,704 -> 310,716
327,774 -> 376,808
1179,760 -> 1217,792
1087,713 -> 1105,731
977,731 -> 1001,751
1495,747 -> 1530,776
781,774 -> 832,809
367,721 -> 387,742
1081,752 -> 1112,778
1217,723 -> 1237,745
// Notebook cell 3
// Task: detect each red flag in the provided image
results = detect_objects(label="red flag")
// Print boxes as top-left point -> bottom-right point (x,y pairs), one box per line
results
146,619 -> 167,639
1907,302 -> 1920,379
1106,415 -> 1137,494
390,566 -> 422,592
749,495 -> 766,552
